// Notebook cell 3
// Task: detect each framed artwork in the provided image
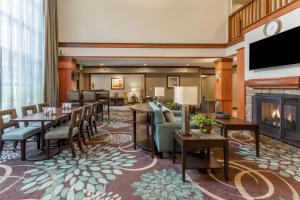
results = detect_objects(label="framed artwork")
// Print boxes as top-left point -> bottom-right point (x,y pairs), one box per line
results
167,75 -> 180,88
111,78 -> 125,90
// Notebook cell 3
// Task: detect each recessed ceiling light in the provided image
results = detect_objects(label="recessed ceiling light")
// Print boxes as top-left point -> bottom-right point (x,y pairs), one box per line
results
143,64 -> 147,66
186,64 -> 190,66
100,63 -> 104,66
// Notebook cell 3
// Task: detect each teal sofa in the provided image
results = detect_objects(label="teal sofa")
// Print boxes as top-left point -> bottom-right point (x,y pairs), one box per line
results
149,102 -> 198,154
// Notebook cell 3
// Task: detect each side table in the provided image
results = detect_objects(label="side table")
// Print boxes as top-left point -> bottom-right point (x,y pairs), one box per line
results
173,129 -> 229,181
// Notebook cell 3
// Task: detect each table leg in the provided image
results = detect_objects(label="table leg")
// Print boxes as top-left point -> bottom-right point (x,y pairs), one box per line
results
220,126 -> 224,136
224,126 -> 228,138
132,110 -> 137,150
224,141 -> 229,181
107,102 -> 110,119
40,121 -> 45,151
182,146 -> 186,182
173,137 -> 176,164
255,127 -> 260,157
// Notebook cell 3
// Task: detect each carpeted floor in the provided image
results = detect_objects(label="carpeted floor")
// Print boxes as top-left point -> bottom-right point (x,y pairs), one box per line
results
0,107 -> 300,200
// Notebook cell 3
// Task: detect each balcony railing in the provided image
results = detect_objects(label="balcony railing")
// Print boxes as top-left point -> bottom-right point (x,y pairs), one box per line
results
228,0 -> 296,41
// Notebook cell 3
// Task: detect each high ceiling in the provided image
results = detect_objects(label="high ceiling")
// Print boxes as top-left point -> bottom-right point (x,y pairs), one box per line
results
75,57 -> 220,68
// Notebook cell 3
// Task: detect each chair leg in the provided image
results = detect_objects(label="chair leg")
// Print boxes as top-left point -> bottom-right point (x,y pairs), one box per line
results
93,121 -> 97,133
20,140 -> 26,161
13,141 -> 18,152
36,134 -> 41,150
45,140 -> 50,159
69,137 -> 76,158
80,127 -> 86,145
76,134 -> 83,152
57,140 -> 61,154
86,127 -> 91,140
89,121 -> 94,136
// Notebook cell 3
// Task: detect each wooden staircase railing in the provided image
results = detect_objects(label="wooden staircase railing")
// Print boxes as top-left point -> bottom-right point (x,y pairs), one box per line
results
229,0 -> 296,42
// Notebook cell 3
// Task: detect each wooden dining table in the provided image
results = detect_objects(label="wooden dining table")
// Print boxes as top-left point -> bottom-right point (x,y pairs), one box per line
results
13,107 -> 79,161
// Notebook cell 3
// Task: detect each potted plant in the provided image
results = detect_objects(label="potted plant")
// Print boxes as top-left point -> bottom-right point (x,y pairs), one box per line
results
192,114 -> 216,134
165,101 -> 180,110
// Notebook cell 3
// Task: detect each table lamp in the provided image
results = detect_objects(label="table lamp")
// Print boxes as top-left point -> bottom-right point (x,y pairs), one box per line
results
131,88 -> 137,96
154,87 -> 165,103
174,86 -> 198,136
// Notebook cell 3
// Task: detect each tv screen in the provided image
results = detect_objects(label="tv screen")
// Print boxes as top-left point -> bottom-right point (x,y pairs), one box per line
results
249,25 -> 300,70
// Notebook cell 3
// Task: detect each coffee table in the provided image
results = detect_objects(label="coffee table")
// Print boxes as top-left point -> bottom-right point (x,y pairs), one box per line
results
173,129 -> 229,181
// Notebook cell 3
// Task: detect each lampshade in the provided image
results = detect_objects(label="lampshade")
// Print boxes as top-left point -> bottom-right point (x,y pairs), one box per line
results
174,86 -> 198,105
131,88 -> 137,92
155,87 -> 165,97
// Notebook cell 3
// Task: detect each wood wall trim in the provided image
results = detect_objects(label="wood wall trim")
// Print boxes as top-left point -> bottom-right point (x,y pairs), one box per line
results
245,76 -> 300,89
58,42 -> 227,49
226,36 -> 244,48
242,0 -> 300,34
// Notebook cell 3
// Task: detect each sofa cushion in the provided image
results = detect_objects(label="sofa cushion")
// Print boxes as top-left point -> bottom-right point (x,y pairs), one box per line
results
163,110 -> 177,122
2,127 -> 40,141
28,121 -> 53,128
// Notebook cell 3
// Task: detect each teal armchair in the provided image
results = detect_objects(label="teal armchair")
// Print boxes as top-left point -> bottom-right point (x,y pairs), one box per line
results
148,102 -> 198,154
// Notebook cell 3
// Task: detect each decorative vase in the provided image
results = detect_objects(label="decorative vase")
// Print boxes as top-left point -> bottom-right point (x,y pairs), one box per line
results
200,124 -> 212,134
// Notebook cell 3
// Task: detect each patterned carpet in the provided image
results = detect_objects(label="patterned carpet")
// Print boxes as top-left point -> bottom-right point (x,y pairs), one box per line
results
0,107 -> 300,200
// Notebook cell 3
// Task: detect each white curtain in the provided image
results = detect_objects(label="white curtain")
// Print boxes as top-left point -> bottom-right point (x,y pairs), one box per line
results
0,0 -> 45,112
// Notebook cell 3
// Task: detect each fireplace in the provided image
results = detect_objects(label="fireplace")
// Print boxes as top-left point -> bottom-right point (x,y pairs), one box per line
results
253,94 -> 300,147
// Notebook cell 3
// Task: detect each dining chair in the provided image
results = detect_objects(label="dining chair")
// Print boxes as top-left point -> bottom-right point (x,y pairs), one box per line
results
37,103 -> 49,113
45,108 -> 83,158
90,102 -> 99,134
0,109 -> 40,160
80,105 -> 93,145
22,105 -> 54,130
67,91 -> 82,107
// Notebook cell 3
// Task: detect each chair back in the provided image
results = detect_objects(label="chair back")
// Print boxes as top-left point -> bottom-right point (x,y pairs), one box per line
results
37,103 -> 49,113
68,108 -> 83,137
91,102 -> 98,116
67,91 -> 81,102
98,90 -> 110,100
0,109 -> 19,134
21,105 -> 38,127
81,104 -> 92,122
82,91 -> 97,103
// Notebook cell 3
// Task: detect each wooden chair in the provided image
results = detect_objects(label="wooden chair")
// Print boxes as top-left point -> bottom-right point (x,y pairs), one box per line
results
67,91 -> 82,107
45,108 -> 83,158
22,105 -> 54,130
0,109 -> 40,160
90,102 -> 99,134
37,103 -> 49,113
80,105 -> 93,144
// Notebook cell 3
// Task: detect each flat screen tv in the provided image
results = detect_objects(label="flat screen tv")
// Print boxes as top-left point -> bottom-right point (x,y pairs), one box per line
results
249,25 -> 300,70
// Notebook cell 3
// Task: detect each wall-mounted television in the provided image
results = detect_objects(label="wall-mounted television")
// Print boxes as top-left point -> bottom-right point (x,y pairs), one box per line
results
249,25 -> 300,70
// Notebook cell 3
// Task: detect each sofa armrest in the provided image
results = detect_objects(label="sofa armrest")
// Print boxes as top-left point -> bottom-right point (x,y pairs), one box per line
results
172,110 -> 182,117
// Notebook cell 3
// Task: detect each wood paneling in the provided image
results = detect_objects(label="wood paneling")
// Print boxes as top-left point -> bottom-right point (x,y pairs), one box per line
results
245,76 -> 300,89
58,56 -> 77,104
58,42 -> 227,49
228,0 -> 299,41
215,58 -> 233,114
237,48 -> 245,120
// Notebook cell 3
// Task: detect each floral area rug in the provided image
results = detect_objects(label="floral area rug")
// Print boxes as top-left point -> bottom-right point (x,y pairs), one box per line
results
0,107 -> 299,200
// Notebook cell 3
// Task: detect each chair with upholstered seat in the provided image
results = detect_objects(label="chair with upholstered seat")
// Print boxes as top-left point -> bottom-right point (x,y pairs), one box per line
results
0,109 -> 41,160
45,108 -> 83,158
80,105 -> 93,144
67,91 -> 82,107
90,102 -> 99,134
37,103 -> 49,113
22,105 -> 54,130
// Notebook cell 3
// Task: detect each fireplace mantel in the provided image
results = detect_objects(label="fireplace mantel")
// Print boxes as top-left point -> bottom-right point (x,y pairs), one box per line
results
245,76 -> 300,89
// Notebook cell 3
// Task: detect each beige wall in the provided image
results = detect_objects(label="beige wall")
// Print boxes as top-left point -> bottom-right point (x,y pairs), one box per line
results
58,0 -> 229,44
79,73 -> 90,91
90,74 -> 144,98
145,74 -> 201,104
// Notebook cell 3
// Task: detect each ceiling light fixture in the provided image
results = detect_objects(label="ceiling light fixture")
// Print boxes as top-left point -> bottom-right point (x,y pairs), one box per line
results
186,64 -> 190,66
100,63 -> 104,66
143,64 -> 147,66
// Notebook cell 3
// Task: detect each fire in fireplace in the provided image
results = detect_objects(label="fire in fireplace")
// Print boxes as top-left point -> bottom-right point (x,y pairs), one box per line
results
253,94 -> 300,148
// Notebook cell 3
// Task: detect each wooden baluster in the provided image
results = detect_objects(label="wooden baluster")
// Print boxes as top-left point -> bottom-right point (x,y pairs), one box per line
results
258,0 -> 261,19
274,0 -> 277,10
279,0 -> 283,8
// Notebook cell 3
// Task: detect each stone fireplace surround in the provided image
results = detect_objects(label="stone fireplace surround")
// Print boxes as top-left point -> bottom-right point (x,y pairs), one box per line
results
246,87 -> 300,153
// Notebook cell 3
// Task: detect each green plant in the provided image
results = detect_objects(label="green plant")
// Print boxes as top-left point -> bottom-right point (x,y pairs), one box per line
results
165,101 -> 180,110
192,114 -> 216,126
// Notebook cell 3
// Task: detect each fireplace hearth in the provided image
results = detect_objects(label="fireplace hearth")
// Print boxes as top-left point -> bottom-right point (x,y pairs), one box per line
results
253,94 -> 300,147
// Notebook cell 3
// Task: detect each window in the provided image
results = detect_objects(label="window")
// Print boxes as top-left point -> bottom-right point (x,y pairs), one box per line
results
0,0 -> 44,112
